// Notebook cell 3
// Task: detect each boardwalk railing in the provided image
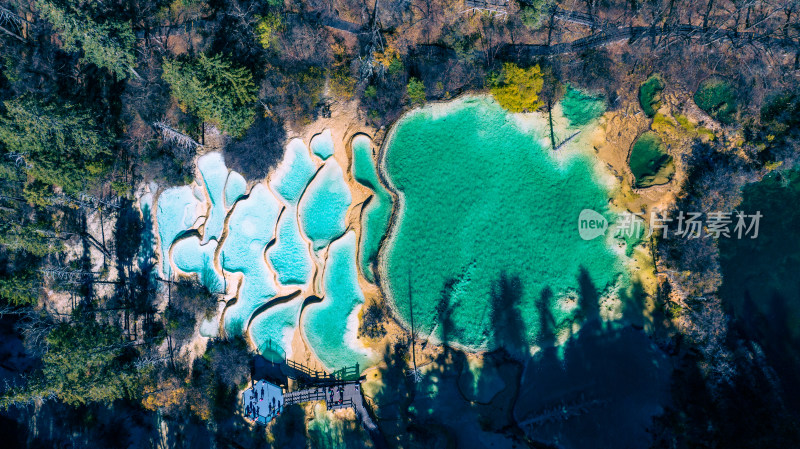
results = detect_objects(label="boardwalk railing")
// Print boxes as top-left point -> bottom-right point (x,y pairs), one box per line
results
331,363 -> 360,381
552,7 -> 596,27
285,359 -> 332,380
256,341 -> 360,384
328,398 -> 355,411
283,386 -> 359,412
284,388 -> 328,406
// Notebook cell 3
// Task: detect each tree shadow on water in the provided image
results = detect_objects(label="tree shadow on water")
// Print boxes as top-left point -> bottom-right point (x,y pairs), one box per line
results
369,267 -> 674,449
489,273 -> 527,359
536,287 -> 556,348
511,268 -> 673,449
367,273 -> 528,449
576,266 -> 599,323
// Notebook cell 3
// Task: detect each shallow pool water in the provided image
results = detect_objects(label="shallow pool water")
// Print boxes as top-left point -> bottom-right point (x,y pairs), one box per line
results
197,152 -> 230,243
302,231 -> 372,370
149,133 -> 379,371
225,170 -> 247,207
629,131 -> 674,187
352,135 -> 393,283
172,235 -> 225,293
157,185 -> 202,277
298,159 -> 352,250
270,139 -> 318,205
310,129 -> 334,160
250,298 -> 304,362
561,85 -> 606,127
381,97 -> 624,350
267,207 -> 314,286
221,184 -> 283,336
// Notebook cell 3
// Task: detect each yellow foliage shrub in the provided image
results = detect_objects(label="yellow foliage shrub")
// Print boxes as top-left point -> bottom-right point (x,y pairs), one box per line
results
490,63 -> 544,113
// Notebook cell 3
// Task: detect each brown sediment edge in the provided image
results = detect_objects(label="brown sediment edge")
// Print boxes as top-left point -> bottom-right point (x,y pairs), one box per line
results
223,183 -> 291,342
295,226 -> 375,372
344,132 -> 379,286
296,233 -> 334,369
294,161 -> 334,297
308,130 -> 333,161
267,137 -> 323,296
214,183 -> 252,283
625,130 -> 675,191
210,179 -> 284,339
152,183 -> 209,281
296,293 -> 324,361
261,203 -> 287,295
244,289 -> 302,351
352,195 -> 373,282
218,275 -> 243,339
150,185 -> 167,280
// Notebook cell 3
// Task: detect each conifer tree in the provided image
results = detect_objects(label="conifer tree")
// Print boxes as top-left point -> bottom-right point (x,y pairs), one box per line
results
0,320 -> 140,408
36,0 -> 136,79
162,53 -> 257,137
0,96 -> 111,196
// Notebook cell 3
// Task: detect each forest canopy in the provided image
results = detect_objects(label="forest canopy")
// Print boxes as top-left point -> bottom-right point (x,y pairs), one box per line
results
0,96 -> 111,196
162,53 -> 258,137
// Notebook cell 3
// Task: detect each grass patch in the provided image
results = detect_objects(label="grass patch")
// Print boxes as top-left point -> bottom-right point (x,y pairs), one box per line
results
673,113 -> 716,141
651,113 -> 676,133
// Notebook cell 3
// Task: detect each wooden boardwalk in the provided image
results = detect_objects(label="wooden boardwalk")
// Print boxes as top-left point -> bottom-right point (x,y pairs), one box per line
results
284,382 -> 379,433
250,356 -> 376,432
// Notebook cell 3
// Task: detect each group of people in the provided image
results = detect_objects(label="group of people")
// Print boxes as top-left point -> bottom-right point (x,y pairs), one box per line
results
327,385 -> 345,407
245,383 -> 281,423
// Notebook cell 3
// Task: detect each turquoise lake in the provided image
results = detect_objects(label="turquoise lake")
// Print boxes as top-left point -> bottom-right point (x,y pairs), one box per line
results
380,97 -> 624,350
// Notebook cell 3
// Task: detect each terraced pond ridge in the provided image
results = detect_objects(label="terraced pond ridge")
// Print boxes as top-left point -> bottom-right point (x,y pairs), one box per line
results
151,131 -> 381,371
147,95 -> 635,372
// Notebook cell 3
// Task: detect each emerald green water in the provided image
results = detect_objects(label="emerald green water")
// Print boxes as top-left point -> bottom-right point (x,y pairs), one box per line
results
639,75 -> 665,117
561,85 -> 605,127
352,135 -> 393,283
694,78 -> 737,124
302,231 -> 372,370
381,97 -> 624,350
629,132 -> 674,188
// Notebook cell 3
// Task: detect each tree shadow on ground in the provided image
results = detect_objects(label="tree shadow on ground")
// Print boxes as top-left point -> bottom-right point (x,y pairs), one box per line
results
265,404 -> 307,449
224,115 -> 286,181
110,199 -> 159,338
666,168 -> 800,446
307,403 -> 373,449
651,287 -> 800,447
